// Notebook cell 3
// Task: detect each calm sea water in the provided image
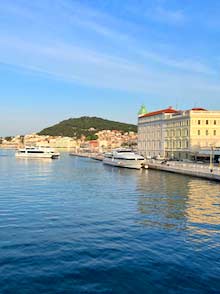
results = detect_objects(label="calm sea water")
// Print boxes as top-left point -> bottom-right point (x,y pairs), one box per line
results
0,150 -> 220,294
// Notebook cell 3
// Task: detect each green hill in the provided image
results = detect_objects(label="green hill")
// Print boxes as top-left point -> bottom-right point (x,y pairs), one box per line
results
38,116 -> 137,138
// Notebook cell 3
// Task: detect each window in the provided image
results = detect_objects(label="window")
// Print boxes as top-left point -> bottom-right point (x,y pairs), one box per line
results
214,120 -> 217,125
206,130 -> 208,136
214,130 -> 217,136
27,151 -> 44,154
198,120 -> 201,125
206,120 -> 209,125
198,130 -> 201,135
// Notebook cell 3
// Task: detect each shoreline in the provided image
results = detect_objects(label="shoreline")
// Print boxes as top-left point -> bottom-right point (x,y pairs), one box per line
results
2,148 -> 220,182
148,161 -> 220,182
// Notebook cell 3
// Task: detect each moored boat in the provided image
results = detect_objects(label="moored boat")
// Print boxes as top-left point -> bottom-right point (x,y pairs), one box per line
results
103,149 -> 147,169
15,146 -> 60,159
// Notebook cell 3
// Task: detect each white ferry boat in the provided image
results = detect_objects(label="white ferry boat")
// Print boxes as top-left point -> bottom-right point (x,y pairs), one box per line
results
103,149 -> 147,169
15,146 -> 60,159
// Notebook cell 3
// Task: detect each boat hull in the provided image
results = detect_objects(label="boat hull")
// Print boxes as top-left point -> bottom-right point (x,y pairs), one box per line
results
15,153 -> 60,159
103,158 -> 146,169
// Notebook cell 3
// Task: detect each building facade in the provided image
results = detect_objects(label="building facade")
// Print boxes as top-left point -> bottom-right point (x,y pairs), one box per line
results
138,107 -> 220,160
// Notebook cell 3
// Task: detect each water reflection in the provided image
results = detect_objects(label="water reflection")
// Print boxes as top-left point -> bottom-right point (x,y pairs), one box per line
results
1,152 -> 220,293
136,170 -> 220,235
15,157 -> 54,164
0,151 -> 56,187
186,180 -> 220,237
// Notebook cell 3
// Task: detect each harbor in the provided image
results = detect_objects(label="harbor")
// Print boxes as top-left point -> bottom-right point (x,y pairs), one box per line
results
2,106 -> 220,182
1,150 -> 220,293
69,152 -> 104,161
1,0 -> 220,292
68,151 -> 220,181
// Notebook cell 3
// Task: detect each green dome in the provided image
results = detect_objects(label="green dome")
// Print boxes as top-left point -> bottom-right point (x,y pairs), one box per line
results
138,105 -> 147,116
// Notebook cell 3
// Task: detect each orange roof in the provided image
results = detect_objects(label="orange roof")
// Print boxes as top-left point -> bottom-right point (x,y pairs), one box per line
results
140,107 -> 179,118
191,107 -> 207,111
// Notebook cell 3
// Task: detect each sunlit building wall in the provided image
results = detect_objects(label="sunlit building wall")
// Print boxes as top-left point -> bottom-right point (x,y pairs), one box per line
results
138,107 -> 220,159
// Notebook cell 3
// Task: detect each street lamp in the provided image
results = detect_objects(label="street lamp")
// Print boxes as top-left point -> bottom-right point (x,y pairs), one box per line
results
209,145 -> 214,172
171,139 -> 174,160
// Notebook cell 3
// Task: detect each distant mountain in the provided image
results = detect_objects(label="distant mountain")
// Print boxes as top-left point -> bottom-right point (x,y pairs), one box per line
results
38,116 -> 137,138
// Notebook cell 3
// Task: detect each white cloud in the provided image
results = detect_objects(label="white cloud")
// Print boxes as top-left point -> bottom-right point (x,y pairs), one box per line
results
139,50 -> 215,75
153,6 -> 185,24
0,0 -> 219,98
0,35 -> 219,100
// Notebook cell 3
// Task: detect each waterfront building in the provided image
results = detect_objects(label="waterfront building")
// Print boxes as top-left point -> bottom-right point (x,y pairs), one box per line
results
138,106 -> 220,160
95,130 -> 137,152
0,130 -> 138,152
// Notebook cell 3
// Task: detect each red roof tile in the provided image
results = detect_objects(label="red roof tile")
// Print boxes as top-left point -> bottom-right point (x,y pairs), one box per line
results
191,107 -> 207,111
140,107 -> 179,118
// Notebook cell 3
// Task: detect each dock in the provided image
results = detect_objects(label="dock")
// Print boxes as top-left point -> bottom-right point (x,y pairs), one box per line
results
69,153 -> 220,181
69,152 -> 104,161
148,161 -> 220,182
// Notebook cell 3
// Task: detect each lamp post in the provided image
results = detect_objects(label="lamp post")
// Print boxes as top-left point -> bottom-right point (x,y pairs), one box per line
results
209,145 -> 214,172
171,139 -> 174,160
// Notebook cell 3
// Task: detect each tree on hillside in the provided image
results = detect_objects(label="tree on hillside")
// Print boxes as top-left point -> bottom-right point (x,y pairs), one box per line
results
86,134 -> 98,141
5,136 -> 13,142
38,116 -> 137,138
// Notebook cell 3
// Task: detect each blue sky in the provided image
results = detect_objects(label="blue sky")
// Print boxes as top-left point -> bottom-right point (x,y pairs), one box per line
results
0,0 -> 220,136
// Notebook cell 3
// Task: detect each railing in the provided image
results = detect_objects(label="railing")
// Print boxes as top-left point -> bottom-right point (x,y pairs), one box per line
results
150,160 -> 220,175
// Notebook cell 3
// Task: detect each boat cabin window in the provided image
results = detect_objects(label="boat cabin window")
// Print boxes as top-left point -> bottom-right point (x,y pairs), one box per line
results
114,157 -> 136,160
117,150 -> 132,153
27,150 -> 44,154
114,156 -> 144,160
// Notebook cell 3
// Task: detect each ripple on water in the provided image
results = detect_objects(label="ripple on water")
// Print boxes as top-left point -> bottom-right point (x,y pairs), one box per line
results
0,151 -> 220,293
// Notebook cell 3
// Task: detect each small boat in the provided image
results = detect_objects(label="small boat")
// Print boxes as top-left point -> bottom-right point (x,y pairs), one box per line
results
103,149 -> 147,169
15,146 -> 60,159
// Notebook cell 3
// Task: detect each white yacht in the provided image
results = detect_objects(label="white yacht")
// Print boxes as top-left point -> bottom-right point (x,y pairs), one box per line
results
15,146 -> 60,159
103,149 -> 147,169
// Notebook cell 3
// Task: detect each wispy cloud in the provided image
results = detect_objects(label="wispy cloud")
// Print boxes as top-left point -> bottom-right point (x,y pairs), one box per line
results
152,6 -> 186,25
1,0 -> 220,136
139,50 -> 215,75
125,0 -> 186,26
0,35 -> 148,90
0,34 -> 219,100
0,0 -> 219,97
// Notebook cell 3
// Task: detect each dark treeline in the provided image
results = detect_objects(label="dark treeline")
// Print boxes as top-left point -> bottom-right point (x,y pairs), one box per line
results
38,116 -> 137,139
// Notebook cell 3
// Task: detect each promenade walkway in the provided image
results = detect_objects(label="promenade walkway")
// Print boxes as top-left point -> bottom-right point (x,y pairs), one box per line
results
148,160 -> 220,181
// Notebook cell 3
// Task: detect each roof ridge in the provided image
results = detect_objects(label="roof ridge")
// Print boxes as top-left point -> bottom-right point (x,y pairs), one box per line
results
140,107 -> 179,118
